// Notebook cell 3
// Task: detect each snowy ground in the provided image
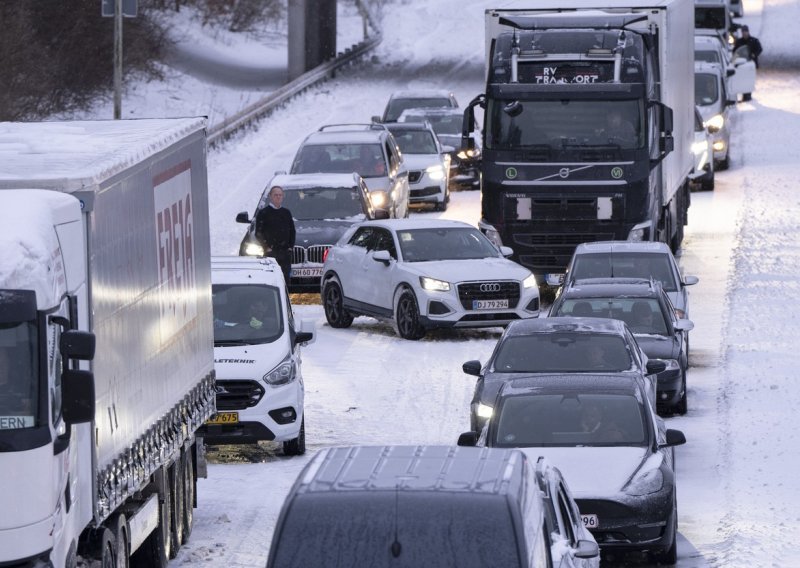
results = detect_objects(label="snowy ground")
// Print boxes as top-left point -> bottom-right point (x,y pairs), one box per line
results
65,0 -> 800,565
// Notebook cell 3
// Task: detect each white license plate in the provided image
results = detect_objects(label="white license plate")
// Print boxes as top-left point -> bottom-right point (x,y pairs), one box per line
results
291,267 -> 322,278
581,514 -> 599,529
545,273 -> 564,286
472,299 -> 509,310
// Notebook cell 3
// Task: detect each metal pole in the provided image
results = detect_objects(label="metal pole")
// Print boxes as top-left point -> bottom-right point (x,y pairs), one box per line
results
114,0 -> 123,119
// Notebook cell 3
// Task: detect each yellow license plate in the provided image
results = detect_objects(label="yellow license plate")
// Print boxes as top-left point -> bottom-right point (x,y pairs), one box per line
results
206,412 -> 238,425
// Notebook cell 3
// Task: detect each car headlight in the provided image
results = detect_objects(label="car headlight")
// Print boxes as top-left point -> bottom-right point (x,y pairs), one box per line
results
624,464 -> 664,496
691,140 -> 709,156
420,276 -> 450,292
522,273 -> 537,289
457,148 -> 481,160
476,403 -> 494,419
370,190 -> 389,208
244,242 -> 265,257
263,355 -> 297,386
706,114 -> 725,131
426,165 -> 446,181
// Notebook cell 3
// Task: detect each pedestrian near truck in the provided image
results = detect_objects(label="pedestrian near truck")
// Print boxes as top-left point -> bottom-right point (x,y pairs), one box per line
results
255,185 -> 296,283
734,25 -> 763,101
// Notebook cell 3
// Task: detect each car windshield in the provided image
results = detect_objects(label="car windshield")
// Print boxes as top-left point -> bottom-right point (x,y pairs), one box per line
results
571,252 -> 678,291
278,187 -> 365,221
493,393 -> 648,448
0,321 -> 39,431
556,298 -> 668,336
212,284 -> 284,345
389,129 -> 439,154
397,227 -> 499,262
292,144 -> 386,179
385,97 -> 453,122
486,99 -> 645,150
695,73 -> 719,106
695,49 -> 721,64
492,333 -> 632,373
403,112 -> 462,136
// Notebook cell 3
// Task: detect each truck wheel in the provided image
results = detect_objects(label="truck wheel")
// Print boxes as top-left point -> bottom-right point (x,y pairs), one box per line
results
283,417 -> 306,456
323,280 -> 354,328
169,460 -> 184,558
395,290 -> 426,340
131,471 -> 171,568
700,174 -> 715,191
110,514 -> 130,568
181,448 -> 195,544
91,528 -> 117,568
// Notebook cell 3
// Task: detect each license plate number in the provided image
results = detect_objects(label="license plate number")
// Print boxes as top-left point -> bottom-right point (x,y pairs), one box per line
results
291,267 -> 322,278
472,299 -> 509,310
582,514 -> 599,529
206,412 -> 238,425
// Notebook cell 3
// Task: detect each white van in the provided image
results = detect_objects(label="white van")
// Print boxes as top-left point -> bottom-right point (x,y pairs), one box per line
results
203,257 -> 315,455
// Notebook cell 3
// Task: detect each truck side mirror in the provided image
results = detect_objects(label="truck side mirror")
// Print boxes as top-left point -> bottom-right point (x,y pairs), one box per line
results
660,133 -> 675,154
62,369 -> 95,424
60,330 -> 95,361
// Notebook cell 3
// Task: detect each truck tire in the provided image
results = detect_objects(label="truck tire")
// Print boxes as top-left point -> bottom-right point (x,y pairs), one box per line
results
181,448 -> 195,544
169,460 -> 185,558
92,528 -> 117,568
130,472 -> 171,568
283,417 -> 306,456
110,514 -> 130,568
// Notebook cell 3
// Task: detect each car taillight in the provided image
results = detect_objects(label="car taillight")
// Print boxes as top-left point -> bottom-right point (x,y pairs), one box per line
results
323,248 -> 330,263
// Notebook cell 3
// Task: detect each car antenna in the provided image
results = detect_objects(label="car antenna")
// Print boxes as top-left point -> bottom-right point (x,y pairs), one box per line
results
391,485 -> 402,558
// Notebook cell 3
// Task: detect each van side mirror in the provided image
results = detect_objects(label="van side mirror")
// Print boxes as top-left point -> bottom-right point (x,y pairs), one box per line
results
646,359 -> 667,375
62,369 -> 95,424
236,212 -> 251,224
457,432 -> 478,447
462,360 -> 482,376
575,539 -> 600,559
295,319 -> 316,346
60,330 -> 95,361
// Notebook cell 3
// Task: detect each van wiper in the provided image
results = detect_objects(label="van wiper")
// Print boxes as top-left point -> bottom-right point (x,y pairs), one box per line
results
214,339 -> 255,347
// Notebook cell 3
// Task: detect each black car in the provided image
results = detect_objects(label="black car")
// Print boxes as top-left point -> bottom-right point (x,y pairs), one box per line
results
459,374 -> 686,565
397,107 -> 482,190
548,278 -> 694,415
236,172 -> 388,292
462,317 -> 666,431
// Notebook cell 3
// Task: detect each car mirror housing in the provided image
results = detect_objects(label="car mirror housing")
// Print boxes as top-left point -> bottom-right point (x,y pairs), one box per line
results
646,359 -> 667,375
236,211 -> 251,224
372,250 -> 392,265
661,428 -> 687,448
575,539 -> 600,559
462,360 -> 482,376
499,245 -> 514,257
457,432 -> 478,447
674,319 -> 694,332
683,275 -> 699,286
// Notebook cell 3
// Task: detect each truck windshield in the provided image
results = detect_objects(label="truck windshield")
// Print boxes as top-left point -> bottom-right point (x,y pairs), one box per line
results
278,187 -> 365,221
695,7 -> 727,30
487,99 -> 644,150
212,284 -> 284,345
0,322 -> 39,431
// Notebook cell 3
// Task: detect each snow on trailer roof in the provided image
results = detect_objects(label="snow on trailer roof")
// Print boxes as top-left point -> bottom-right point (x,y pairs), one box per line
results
0,118 -> 206,192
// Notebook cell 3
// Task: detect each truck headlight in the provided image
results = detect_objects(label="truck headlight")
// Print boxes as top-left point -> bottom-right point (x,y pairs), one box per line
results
476,403 -> 494,419
706,114 -> 725,132
264,355 -> 296,386
370,190 -> 389,208
624,464 -> 664,496
426,165 -> 446,181
522,273 -> 537,289
420,276 -> 450,292
244,242 -> 265,257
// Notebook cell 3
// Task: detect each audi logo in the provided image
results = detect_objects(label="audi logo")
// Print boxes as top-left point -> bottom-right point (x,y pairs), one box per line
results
479,283 -> 501,292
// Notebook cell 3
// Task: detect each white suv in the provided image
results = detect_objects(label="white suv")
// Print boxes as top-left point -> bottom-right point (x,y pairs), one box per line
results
321,219 -> 540,340
204,257 -> 315,455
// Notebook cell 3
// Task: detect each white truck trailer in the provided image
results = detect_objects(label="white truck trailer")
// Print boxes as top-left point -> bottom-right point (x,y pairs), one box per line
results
0,118 -> 216,567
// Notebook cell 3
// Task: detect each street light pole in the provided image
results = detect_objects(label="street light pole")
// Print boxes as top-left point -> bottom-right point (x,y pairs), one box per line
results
114,0 -> 123,119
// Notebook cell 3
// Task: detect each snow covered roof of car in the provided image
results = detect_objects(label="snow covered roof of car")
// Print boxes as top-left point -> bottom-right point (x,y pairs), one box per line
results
0,118 -> 206,191
360,218 -> 475,231
388,89 -> 456,100
504,316 -> 629,337
302,129 -> 386,145
574,240 -> 672,254
268,172 -> 361,190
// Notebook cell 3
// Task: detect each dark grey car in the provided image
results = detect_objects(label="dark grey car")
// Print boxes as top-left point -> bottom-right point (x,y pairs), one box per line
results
463,317 -> 665,431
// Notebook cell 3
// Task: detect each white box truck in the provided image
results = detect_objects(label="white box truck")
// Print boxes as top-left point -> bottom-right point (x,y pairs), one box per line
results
0,118 -> 216,567
463,0 -> 695,283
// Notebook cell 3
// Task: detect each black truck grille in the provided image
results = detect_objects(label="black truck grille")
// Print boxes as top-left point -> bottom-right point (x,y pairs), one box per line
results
514,232 -> 615,272
215,380 -> 265,410
457,281 -> 520,310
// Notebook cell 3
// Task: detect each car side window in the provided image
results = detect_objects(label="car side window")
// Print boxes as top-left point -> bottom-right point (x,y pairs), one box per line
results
557,487 -> 578,546
385,140 -> 399,173
626,329 -> 643,369
370,228 -> 397,258
349,227 -> 375,248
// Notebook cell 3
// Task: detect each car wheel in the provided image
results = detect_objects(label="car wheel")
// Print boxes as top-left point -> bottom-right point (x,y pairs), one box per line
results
283,417 -> 306,456
674,371 -> 688,415
395,290 -> 426,340
700,174 -> 715,191
435,200 -> 447,212
323,280 -> 354,328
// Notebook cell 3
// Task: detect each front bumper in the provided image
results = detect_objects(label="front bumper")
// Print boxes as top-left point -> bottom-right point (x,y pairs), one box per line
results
416,283 -> 540,329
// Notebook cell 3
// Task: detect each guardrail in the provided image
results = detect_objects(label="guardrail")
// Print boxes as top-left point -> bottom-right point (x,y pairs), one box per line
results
207,1 -> 382,147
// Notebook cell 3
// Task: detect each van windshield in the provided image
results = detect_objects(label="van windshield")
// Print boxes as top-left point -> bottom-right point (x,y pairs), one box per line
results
212,284 -> 284,345
270,492 -> 522,567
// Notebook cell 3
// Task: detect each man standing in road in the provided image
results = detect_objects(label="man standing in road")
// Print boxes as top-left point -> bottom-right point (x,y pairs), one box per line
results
734,25 -> 763,101
255,186 -> 296,283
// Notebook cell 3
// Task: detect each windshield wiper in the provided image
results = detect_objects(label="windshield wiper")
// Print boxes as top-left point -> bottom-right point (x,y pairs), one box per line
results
214,339 -> 256,346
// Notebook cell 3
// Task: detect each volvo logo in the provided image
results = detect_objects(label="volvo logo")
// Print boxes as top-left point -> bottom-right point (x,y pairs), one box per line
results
559,167 -> 570,179
479,283 -> 501,292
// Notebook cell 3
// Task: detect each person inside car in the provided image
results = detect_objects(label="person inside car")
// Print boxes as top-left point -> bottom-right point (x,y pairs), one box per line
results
579,401 -> 626,443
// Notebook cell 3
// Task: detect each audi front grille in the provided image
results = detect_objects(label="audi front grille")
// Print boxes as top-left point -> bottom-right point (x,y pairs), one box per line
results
457,281 -> 521,310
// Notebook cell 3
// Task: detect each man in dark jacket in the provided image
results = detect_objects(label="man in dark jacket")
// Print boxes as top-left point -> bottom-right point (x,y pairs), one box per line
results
255,186 -> 296,282
734,25 -> 763,101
